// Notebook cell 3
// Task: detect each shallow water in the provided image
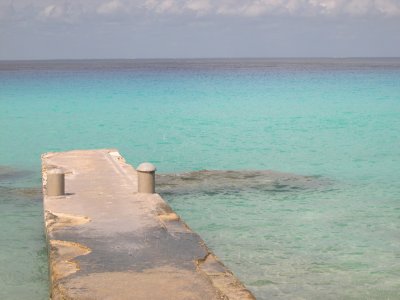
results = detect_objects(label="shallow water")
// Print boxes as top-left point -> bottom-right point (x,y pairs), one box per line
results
1,58 -> 399,299
0,167 -> 47,300
159,171 -> 400,299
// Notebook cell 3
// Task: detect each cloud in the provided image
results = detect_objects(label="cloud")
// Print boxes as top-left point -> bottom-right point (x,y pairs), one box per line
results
36,2 -> 88,23
42,4 -> 64,18
185,0 -> 212,14
211,0 -> 400,17
0,2 -> 15,20
144,0 -> 400,17
97,0 -> 125,15
153,0 -> 180,13
374,0 -> 400,16
2,0 -> 400,24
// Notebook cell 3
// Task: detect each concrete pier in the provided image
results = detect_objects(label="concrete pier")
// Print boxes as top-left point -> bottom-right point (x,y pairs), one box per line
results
42,149 -> 255,300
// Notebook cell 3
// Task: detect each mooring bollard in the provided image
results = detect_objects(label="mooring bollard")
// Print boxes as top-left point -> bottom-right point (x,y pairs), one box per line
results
137,162 -> 156,194
47,169 -> 65,196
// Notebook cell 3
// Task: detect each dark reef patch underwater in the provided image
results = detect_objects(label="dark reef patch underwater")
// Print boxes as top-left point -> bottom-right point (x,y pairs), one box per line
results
157,170 -> 333,196
0,166 -> 41,200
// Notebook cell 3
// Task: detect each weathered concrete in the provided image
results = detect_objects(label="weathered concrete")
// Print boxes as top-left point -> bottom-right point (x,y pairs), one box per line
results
42,149 -> 255,300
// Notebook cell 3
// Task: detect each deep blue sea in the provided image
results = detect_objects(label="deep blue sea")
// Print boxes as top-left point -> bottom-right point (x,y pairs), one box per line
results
1,58 -> 399,299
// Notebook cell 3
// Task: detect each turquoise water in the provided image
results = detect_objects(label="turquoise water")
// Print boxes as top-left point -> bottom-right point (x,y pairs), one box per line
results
1,59 -> 400,299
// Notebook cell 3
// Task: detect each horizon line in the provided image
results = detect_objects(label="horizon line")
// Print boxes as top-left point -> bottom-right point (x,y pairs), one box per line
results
1,56 -> 400,62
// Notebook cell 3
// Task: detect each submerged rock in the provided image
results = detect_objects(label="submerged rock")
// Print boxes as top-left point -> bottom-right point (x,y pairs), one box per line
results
0,186 -> 42,200
0,166 -> 41,200
156,170 -> 331,195
0,166 -> 34,182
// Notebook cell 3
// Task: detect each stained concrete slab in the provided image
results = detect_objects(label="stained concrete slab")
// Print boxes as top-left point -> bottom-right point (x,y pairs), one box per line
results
42,149 -> 255,300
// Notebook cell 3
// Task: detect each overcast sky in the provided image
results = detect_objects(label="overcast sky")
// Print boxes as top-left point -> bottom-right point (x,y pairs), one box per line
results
1,0 -> 400,59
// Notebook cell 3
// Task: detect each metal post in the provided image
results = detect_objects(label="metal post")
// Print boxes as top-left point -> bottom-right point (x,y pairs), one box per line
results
47,169 -> 65,196
137,163 -> 156,194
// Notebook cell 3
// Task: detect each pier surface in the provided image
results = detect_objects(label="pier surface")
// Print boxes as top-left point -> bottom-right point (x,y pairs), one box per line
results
42,149 -> 255,300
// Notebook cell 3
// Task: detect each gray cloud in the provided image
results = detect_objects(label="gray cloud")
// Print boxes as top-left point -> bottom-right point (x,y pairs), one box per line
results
2,0 -> 400,24
1,0 -> 399,59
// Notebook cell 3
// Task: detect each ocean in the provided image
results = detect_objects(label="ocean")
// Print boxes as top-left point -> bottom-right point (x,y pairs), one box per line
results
0,58 -> 399,299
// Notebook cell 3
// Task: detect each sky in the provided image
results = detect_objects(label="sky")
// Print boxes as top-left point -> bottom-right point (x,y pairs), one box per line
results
1,0 -> 400,59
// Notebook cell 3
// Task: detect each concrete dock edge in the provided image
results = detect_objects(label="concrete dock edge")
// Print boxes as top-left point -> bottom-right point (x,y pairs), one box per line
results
42,149 -> 255,299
